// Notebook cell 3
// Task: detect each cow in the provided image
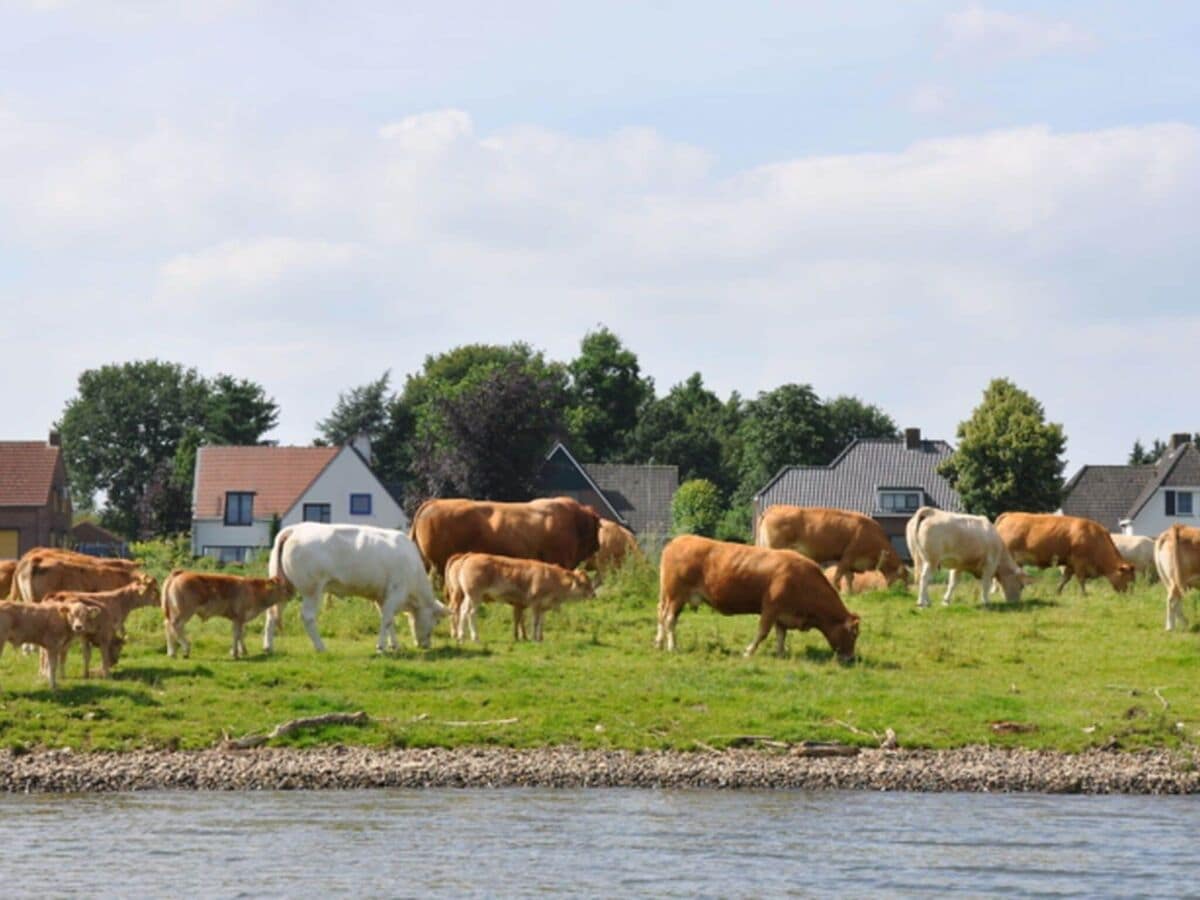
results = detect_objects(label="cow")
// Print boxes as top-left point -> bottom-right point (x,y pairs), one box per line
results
656,535 -> 861,662
1155,524 -> 1200,630
822,566 -> 889,594
586,520 -> 642,577
410,496 -> 601,580
756,505 -> 907,593
1111,533 -> 1157,582
161,570 -> 292,659
9,553 -> 140,604
995,512 -> 1135,595
43,573 -> 159,677
266,522 -> 445,653
905,507 -> 1029,608
446,552 -> 594,642
0,601 -> 74,689
0,561 -> 15,601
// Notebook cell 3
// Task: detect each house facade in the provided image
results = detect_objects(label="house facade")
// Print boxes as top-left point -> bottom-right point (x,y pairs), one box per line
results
0,433 -> 72,559
753,428 -> 962,560
191,443 -> 406,562
1062,433 -> 1200,536
535,442 -> 678,543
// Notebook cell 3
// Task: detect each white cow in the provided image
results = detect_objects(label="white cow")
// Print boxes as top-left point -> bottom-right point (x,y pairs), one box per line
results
1111,533 -> 1157,581
906,507 -> 1028,608
266,522 -> 446,653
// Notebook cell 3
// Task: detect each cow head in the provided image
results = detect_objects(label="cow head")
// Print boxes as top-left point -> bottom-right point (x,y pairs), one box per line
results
1109,562 -> 1136,594
410,597 -> 448,649
576,505 -> 602,564
827,613 -> 860,663
568,569 -> 595,600
996,569 -> 1030,604
65,602 -> 102,635
131,572 -> 159,607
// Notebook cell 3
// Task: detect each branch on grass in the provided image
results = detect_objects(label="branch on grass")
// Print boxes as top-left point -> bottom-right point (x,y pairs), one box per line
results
221,711 -> 370,750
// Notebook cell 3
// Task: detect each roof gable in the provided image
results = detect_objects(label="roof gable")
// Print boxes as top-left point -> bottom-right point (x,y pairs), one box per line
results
0,442 -> 64,507
193,445 -> 341,520
584,462 -> 679,536
279,445 -> 406,522
1126,443 -> 1200,521
1061,464 -> 1156,531
539,443 -> 626,524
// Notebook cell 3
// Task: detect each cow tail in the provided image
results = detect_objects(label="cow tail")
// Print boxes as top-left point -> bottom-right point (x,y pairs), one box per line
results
1170,524 -> 1185,600
161,570 -> 180,618
906,507 -> 935,573
269,527 -> 290,585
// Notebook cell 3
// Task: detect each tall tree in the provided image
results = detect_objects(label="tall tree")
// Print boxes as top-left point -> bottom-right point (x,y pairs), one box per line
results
823,395 -> 899,460
566,326 -> 653,461
736,383 -> 831,500
316,371 -> 392,446
938,378 -> 1066,519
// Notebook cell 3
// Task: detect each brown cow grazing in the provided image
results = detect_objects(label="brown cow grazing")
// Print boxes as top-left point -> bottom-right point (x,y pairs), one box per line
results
0,601 -> 74,688
446,553 -> 594,642
162,571 -> 293,658
1155,524 -> 1200,630
410,497 -> 601,580
657,535 -> 861,662
10,553 -> 140,604
44,573 -> 159,677
757,505 -> 907,593
587,520 -> 642,577
996,512 -> 1135,595
0,561 -> 15,601
822,566 -> 889,594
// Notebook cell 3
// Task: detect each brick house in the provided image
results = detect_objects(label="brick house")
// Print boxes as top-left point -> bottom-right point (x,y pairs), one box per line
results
0,433 -> 73,559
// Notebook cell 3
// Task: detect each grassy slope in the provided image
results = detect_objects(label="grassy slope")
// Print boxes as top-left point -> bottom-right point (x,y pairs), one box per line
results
0,551 -> 1196,753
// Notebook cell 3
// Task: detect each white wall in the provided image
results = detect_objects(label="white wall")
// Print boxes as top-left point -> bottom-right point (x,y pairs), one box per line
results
1129,486 -> 1200,537
192,518 -> 272,557
281,447 -> 407,530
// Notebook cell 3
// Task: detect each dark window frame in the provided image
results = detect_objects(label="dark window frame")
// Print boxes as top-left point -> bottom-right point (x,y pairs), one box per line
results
303,503 -> 332,524
349,493 -> 372,516
1179,491 -> 1194,516
1166,490 -> 1177,516
224,492 -> 255,526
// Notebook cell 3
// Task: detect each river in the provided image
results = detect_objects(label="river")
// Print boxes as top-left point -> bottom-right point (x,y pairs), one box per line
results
8,789 -> 1194,896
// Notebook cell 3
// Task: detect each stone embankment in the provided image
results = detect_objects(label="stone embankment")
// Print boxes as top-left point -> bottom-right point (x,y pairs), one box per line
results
1,746 -> 1197,793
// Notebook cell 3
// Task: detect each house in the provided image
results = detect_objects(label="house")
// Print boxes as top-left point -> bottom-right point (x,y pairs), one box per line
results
535,442 -> 678,542
190,440 -> 406,563
1062,432 -> 1200,536
70,521 -> 129,558
0,432 -> 73,559
752,428 -> 962,560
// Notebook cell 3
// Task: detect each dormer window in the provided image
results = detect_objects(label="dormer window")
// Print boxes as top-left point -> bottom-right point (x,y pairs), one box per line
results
879,490 -> 921,513
224,492 -> 254,526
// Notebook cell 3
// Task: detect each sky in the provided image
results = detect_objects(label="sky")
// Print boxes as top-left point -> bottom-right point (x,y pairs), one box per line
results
2,1 -> 1198,473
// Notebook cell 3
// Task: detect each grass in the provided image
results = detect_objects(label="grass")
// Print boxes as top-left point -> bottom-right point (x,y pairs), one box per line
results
0,551 -> 1197,754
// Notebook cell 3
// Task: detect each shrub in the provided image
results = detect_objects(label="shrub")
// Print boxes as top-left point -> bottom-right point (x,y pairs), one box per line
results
672,479 -> 722,537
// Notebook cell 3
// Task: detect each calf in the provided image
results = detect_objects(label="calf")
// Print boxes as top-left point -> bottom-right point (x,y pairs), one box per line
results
447,553 -> 594,642
822,566 -> 889,595
906,507 -> 1028,607
658,535 -> 860,662
1155,524 -> 1200,630
586,520 -> 642,578
162,571 -> 292,659
1111,533 -> 1157,582
757,505 -> 907,592
44,573 -> 159,676
0,601 -> 74,689
996,512 -> 1135,595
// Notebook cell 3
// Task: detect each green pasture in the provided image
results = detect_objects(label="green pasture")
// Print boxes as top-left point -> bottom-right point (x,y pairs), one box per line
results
0,547 -> 1196,754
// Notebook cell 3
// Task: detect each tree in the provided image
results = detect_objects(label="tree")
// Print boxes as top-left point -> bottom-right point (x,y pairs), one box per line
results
736,384 -> 831,501
315,371 -> 392,447
566,326 -> 653,461
823,395 -> 899,460
938,378 -> 1066,519
671,479 -> 723,537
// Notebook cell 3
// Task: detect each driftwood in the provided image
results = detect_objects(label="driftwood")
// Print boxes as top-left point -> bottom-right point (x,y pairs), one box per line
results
791,741 -> 861,758
222,711 -> 370,750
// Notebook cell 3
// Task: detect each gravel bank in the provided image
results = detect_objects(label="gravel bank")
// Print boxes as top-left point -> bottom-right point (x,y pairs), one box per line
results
0,746 -> 1197,793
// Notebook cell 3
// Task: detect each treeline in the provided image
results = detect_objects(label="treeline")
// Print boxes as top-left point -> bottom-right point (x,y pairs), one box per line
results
55,327 -> 900,539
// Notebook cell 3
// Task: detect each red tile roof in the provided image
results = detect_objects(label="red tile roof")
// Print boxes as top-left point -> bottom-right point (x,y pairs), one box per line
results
193,445 -> 340,520
0,442 -> 62,507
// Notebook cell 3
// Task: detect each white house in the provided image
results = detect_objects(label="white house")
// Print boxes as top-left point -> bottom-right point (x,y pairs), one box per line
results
190,441 -> 407,562
1061,433 -> 1200,537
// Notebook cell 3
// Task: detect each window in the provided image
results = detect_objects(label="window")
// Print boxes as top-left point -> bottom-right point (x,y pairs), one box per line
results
1179,492 -> 1194,516
303,503 -> 331,523
204,546 -> 253,564
879,491 -> 921,513
224,492 -> 254,526
349,493 -> 372,515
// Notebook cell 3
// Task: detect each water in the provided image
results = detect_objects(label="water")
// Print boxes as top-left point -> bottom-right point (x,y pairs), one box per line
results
4,789 -> 1195,897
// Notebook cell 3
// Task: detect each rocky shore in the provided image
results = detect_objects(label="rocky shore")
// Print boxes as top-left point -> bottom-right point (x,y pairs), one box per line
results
0,745 -> 1197,793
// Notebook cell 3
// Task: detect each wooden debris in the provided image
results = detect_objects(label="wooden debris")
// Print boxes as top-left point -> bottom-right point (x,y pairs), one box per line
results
791,741 -> 860,758
222,711 -> 370,750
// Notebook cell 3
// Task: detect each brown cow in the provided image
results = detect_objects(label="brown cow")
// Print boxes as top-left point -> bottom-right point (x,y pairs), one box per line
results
0,601 -> 74,688
586,520 -> 642,577
446,553 -> 594,642
996,512 -> 1135,595
162,570 -> 293,658
410,496 -> 601,579
0,561 -> 15,601
822,565 -> 889,594
757,505 -> 907,591
9,553 -> 140,603
657,535 -> 861,662
44,573 -> 159,676
1155,524 -> 1200,630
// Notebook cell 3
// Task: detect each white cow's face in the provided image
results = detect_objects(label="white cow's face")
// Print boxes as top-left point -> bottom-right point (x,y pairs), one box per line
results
411,601 -> 442,649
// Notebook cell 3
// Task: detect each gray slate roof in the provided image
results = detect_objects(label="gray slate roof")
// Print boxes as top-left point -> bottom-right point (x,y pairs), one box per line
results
1061,464 -> 1155,531
756,438 -> 962,516
585,463 -> 678,537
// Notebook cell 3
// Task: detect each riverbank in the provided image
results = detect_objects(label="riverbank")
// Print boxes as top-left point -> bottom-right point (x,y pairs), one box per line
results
3,746 -> 1198,793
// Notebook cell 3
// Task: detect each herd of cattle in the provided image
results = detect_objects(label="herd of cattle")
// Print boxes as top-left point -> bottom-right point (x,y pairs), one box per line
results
0,496 -> 1197,688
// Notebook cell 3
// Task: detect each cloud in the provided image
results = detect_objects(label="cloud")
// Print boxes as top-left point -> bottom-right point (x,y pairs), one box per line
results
2,106 -> 1198,472
943,5 -> 1096,60
906,84 -> 956,117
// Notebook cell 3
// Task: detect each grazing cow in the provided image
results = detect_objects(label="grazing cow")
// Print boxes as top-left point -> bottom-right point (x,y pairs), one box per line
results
267,522 -> 445,653
657,535 -> 860,662
10,553 -> 140,604
756,505 -> 907,592
447,553 -> 594,642
906,507 -> 1029,608
410,497 -> 601,579
1155,524 -> 1200,630
586,520 -> 642,577
0,561 -> 15,601
162,571 -> 292,659
0,601 -> 74,688
1111,533 -> 1157,581
43,573 -> 159,677
822,566 -> 889,595
996,512 -> 1135,595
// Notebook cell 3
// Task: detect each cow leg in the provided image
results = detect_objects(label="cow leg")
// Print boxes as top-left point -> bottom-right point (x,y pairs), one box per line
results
461,591 -> 480,643
300,591 -> 326,652
744,607 -> 778,658
375,590 -> 403,653
774,623 -> 787,657
262,603 -> 283,653
172,612 -> 193,659
1075,566 -> 1089,596
532,607 -> 544,642
979,565 -> 995,606
231,620 -> 244,659
402,609 -> 416,650
916,560 -> 934,608
942,569 -> 962,606
1055,566 -> 1072,595
81,640 -> 92,679
164,616 -> 176,658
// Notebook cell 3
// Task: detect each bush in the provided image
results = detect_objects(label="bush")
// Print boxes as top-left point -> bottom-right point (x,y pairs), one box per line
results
715,504 -> 753,543
671,479 -> 722,537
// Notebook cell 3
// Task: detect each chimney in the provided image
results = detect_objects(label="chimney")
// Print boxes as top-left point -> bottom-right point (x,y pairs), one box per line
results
350,433 -> 372,465
1170,432 -> 1192,451
48,430 -> 61,447
904,427 -> 921,451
